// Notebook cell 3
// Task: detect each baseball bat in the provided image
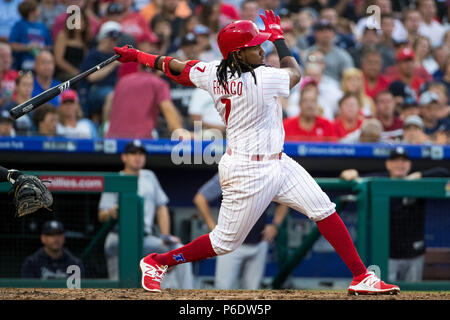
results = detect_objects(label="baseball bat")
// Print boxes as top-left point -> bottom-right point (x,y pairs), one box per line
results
9,51 -> 125,120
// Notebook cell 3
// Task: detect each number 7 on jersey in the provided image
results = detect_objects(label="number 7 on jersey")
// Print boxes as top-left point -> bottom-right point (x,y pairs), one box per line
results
221,98 -> 231,125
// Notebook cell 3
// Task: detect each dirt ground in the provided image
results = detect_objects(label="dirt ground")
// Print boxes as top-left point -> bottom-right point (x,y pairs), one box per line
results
1,288 -> 449,300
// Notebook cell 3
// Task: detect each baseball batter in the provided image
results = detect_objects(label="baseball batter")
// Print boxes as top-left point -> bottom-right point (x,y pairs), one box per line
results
114,10 -> 400,295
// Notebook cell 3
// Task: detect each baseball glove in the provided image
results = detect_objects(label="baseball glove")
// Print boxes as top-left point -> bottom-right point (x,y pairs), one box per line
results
11,175 -> 53,217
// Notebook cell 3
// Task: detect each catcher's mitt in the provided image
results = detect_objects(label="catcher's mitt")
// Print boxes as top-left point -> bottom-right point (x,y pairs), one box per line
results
11,175 -> 53,217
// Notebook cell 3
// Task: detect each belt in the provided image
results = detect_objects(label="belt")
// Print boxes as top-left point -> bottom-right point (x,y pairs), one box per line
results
226,149 -> 282,161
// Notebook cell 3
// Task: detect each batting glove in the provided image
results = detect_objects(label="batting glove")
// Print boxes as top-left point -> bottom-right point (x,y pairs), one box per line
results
259,10 -> 284,42
114,45 -> 139,63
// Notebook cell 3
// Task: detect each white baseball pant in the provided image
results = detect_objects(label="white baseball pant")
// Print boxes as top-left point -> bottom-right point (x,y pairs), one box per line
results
209,152 -> 336,255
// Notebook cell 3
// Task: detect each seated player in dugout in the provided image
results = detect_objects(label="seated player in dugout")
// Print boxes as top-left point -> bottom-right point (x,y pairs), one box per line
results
340,147 -> 449,282
113,10 -> 400,295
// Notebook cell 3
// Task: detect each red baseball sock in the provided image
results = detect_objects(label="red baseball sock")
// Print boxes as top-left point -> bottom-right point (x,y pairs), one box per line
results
316,212 -> 367,278
147,234 -> 217,267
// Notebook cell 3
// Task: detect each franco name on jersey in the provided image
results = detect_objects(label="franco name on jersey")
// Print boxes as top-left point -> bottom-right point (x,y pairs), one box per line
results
212,80 -> 243,96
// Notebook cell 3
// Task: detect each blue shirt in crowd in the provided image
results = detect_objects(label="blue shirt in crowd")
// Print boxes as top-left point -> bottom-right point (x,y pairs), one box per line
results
9,19 -> 52,70
32,77 -> 61,107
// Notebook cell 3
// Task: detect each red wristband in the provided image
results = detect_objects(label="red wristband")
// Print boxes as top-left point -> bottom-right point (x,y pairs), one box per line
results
137,51 -> 158,69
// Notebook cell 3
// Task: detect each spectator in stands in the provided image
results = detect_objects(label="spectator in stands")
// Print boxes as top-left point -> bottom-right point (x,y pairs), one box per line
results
341,68 -> 376,118
32,50 -> 60,107
51,0 -> 99,45
439,56 -> 450,99
333,93 -> 364,140
78,21 -> 121,124
339,118 -> 384,144
2,71 -> 34,135
303,19 -> 354,82
355,0 -> 407,43
105,39 -> 183,139
374,90 -> 404,141
388,80 -> 418,115
54,10 -> 91,82
427,82 -> 450,121
361,48 -> 391,100
150,15 -> 173,56
287,51 -> 343,120
21,220 -> 85,279
194,25 -> 221,62
399,102 -> 421,124
240,0 -> 259,22
316,7 -> 355,50
413,36 -> 439,77
152,0 -> 186,52
56,89 -> 98,139
9,0 -> 53,71
0,43 -> 19,104
193,173 -> 288,289
0,110 -> 15,137
419,90 -> 450,140
284,79 -> 337,142
0,0 -> 22,42
32,103 -> 59,137
403,9 -> 423,47
98,140 -> 195,288
401,115 -> 431,145
417,0 -> 445,48
117,0 -> 152,41
432,45 -> 450,81
293,8 -> 317,51
379,14 -> 397,50
100,3 -> 139,55
38,0 -> 66,32
348,27 -> 379,69
169,33 -> 200,61
385,47 -> 428,96
340,147 -> 449,282
140,0 -> 192,24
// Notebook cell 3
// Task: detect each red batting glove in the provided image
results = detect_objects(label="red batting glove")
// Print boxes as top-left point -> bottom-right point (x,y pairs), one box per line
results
259,10 -> 284,42
114,45 -> 139,63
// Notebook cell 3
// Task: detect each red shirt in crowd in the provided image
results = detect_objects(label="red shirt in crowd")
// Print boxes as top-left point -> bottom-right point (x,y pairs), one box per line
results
283,116 -> 338,142
333,118 -> 364,138
120,12 -> 152,40
1,69 -> 19,99
380,116 -> 404,132
363,74 -> 391,99
106,71 -> 171,138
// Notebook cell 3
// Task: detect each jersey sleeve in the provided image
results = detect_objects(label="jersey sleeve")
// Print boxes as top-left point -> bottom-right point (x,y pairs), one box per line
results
189,60 -> 217,91
98,192 -> 118,211
147,171 -> 169,207
261,67 -> 290,98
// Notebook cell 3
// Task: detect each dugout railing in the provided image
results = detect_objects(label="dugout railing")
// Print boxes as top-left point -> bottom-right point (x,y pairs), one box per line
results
0,172 -> 143,288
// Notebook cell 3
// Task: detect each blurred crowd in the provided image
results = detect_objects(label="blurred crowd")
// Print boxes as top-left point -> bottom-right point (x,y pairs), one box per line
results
0,0 -> 449,145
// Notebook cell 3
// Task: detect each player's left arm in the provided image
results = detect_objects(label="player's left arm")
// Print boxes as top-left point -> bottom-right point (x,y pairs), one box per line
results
260,10 -> 301,89
113,46 -> 199,87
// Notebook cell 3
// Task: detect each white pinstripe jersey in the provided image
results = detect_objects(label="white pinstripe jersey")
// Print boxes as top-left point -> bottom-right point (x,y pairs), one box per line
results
189,60 -> 290,156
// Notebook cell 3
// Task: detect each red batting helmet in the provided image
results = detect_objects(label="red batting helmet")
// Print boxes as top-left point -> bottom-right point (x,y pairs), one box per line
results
217,20 -> 271,59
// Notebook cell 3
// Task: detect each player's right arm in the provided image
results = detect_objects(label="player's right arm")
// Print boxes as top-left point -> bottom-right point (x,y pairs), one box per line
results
113,46 -> 199,87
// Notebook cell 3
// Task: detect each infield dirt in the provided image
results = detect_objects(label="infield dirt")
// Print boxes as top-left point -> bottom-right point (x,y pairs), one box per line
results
1,288 -> 449,300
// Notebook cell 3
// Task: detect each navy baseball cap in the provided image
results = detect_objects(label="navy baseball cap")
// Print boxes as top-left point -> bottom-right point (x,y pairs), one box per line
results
388,147 -> 410,160
123,140 -> 146,154
42,220 -> 64,235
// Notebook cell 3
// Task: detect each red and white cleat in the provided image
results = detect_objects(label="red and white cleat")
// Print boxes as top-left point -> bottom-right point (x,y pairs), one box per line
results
139,254 -> 168,293
348,271 -> 400,295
